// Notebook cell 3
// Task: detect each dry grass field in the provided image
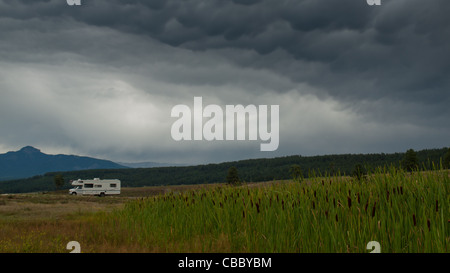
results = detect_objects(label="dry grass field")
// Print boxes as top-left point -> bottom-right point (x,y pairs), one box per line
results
0,170 -> 448,253
0,181 -> 278,252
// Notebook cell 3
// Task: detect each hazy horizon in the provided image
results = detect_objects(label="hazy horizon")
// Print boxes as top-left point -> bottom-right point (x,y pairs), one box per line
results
1,0 -> 449,165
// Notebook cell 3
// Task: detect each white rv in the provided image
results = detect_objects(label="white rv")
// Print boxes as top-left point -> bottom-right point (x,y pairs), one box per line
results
69,178 -> 121,196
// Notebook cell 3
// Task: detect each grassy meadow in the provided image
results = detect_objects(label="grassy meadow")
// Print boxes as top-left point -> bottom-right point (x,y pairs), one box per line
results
0,168 -> 448,253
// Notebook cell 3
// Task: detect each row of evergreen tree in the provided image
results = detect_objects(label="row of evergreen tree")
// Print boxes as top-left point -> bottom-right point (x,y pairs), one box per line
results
227,148 -> 450,185
0,147 -> 449,193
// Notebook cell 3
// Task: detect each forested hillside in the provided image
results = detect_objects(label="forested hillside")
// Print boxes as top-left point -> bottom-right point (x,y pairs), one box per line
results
0,147 -> 448,194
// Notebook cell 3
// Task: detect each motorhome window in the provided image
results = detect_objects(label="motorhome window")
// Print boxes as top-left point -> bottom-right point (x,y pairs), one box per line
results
84,184 -> 93,188
95,184 -> 102,188
110,184 -> 116,188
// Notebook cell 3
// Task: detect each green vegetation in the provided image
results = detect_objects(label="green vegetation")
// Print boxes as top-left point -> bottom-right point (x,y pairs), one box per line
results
88,167 -> 449,252
0,168 -> 448,253
0,147 -> 448,194
352,164 -> 367,181
444,149 -> 450,169
289,164 -> 303,182
226,166 -> 240,185
53,174 -> 65,190
403,149 -> 419,172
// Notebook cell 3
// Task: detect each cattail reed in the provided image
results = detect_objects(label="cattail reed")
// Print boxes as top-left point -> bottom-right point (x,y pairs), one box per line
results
103,167 -> 448,253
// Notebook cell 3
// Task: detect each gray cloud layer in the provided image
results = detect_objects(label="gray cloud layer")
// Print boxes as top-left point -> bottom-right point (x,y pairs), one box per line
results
0,0 -> 449,164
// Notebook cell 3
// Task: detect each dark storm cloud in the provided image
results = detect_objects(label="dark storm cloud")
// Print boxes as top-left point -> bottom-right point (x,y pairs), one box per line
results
0,0 -> 449,163
37,0 -> 448,109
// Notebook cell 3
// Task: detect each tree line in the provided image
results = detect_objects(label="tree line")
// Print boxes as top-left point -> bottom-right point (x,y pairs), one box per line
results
0,147 -> 448,194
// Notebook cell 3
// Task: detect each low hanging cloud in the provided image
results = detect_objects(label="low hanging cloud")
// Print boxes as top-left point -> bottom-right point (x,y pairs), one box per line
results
0,0 -> 449,164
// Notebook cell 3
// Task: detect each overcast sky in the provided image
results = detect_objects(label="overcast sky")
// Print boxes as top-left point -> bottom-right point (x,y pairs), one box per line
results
0,0 -> 449,164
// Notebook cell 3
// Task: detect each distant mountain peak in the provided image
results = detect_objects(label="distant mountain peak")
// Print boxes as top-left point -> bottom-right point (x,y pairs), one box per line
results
0,146 -> 126,181
19,146 -> 42,154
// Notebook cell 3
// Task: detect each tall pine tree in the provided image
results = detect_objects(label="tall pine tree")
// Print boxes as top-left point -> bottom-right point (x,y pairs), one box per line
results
444,148 -> 450,169
403,149 -> 418,171
226,166 -> 240,185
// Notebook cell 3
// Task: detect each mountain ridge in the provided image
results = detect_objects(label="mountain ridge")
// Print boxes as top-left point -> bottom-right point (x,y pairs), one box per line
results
0,146 -> 127,181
